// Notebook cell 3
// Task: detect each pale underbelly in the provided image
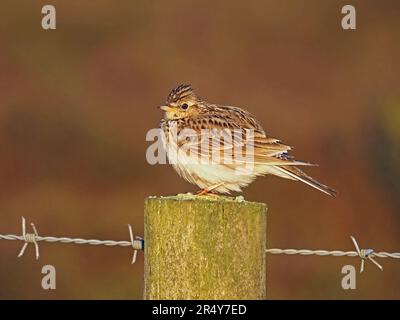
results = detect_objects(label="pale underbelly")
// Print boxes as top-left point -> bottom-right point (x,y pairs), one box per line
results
170,151 -> 259,193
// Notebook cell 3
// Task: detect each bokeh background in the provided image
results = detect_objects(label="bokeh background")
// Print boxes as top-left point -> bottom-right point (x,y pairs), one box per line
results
0,0 -> 399,299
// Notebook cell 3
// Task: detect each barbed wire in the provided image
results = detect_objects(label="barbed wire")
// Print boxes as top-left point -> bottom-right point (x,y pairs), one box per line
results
1,217 -> 399,273
266,236 -> 400,273
0,217 -> 144,264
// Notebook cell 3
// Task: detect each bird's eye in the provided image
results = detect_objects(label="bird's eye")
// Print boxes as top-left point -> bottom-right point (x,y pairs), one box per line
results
181,103 -> 189,110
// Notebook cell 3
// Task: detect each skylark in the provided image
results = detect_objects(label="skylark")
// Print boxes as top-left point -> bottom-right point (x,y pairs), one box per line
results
159,84 -> 336,196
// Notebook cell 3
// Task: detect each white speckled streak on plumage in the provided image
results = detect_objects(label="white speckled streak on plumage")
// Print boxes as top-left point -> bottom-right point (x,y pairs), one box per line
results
159,84 -> 337,196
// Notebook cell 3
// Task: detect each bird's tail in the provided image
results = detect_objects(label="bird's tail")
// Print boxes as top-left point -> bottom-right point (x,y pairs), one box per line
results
273,165 -> 337,197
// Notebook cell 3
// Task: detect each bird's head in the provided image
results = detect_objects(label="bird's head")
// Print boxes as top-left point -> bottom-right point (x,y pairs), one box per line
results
159,84 -> 203,120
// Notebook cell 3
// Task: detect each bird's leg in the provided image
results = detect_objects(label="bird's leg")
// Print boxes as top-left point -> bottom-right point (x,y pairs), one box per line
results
196,183 -> 225,196
196,189 -> 210,196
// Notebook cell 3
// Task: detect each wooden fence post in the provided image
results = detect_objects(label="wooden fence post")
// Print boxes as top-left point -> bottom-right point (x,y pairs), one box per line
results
144,194 -> 267,300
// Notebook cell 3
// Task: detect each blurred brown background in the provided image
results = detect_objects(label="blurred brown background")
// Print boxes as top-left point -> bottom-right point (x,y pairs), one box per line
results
0,0 -> 399,299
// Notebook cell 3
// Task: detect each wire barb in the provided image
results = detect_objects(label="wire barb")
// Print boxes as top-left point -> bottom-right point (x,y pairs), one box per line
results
350,236 -> 383,273
128,224 -> 143,264
18,217 -> 40,260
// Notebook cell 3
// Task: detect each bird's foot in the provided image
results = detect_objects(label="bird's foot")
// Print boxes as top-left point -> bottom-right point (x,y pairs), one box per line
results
196,189 -> 214,196
196,183 -> 225,196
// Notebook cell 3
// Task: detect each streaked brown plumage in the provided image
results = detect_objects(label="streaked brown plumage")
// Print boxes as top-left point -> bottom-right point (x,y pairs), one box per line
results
159,84 -> 337,196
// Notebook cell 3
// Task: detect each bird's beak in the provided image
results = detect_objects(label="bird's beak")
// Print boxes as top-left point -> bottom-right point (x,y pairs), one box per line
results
159,105 -> 170,111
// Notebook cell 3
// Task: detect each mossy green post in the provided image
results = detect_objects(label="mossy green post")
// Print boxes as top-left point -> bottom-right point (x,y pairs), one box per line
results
144,194 -> 267,300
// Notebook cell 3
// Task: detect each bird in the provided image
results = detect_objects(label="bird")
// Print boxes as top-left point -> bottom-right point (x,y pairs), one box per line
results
159,84 -> 336,196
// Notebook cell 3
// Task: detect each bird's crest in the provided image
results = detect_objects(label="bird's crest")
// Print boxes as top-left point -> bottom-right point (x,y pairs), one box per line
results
166,84 -> 196,104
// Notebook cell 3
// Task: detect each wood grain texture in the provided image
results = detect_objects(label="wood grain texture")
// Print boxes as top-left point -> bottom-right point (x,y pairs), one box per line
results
144,194 -> 267,300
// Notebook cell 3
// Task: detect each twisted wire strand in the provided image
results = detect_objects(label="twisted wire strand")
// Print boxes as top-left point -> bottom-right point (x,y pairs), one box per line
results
0,234 -> 143,249
0,217 -> 143,264
266,236 -> 400,273
265,248 -> 400,259
1,217 -> 400,272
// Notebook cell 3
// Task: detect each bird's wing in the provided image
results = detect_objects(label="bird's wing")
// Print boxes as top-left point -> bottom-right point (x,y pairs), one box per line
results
176,115 -> 314,167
